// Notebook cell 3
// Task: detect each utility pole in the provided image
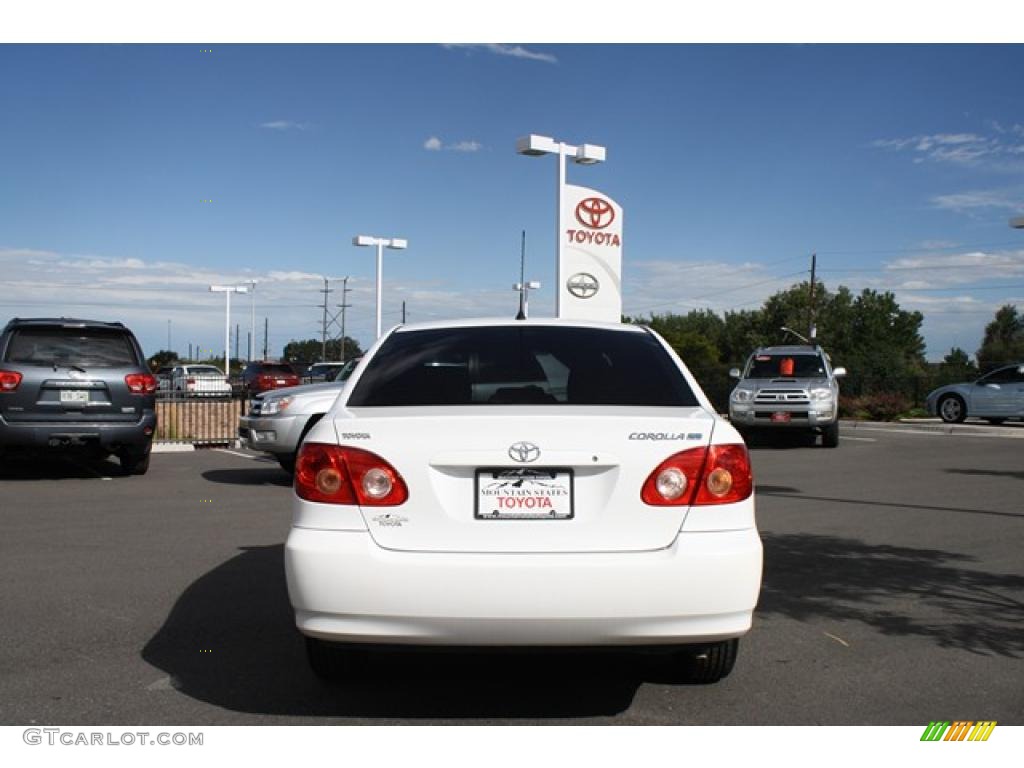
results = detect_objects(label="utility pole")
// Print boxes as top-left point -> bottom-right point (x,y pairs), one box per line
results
402,300 -> 406,324
235,323 -> 240,368
337,277 -> 352,363
263,317 -> 269,360
808,252 -> 817,341
188,342 -> 192,361
319,277 -> 333,361
246,280 -> 257,362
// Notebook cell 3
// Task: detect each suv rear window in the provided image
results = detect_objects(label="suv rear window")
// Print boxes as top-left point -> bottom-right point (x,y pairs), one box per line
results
746,354 -> 827,379
257,364 -> 296,374
4,327 -> 138,368
348,326 -> 698,407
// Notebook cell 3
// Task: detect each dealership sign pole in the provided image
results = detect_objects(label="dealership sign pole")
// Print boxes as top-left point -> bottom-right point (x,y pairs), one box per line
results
517,134 -> 621,323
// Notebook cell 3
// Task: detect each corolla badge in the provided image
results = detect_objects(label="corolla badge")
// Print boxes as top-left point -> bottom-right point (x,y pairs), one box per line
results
508,441 -> 541,463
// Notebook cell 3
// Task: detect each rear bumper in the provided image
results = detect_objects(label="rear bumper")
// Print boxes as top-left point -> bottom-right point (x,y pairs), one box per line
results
285,526 -> 763,646
0,412 -> 156,450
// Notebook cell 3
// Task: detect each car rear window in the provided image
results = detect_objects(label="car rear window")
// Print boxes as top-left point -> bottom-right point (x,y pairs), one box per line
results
188,366 -> 222,374
4,327 -> 138,368
259,364 -> 295,374
347,326 -> 699,407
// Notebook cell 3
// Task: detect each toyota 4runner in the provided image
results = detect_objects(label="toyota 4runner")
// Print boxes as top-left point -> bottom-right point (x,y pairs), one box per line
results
728,345 -> 846,448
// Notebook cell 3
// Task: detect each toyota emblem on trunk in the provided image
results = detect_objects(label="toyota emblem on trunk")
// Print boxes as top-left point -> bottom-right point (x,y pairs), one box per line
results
508,441 -> 540,463
566,273 -> 600,299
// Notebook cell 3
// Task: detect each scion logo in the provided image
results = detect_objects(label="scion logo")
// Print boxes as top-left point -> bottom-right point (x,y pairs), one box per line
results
508,441 -> 541,463
566,273 -> 600,299
575,197 -> 615,229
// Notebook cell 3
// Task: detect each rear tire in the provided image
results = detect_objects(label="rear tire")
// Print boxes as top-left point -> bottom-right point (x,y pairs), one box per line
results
821,421 -> 839,448
305,637 -> 369,683
671,638 -> 739,684
119,448 -> 151,475
276,453 -> 296,474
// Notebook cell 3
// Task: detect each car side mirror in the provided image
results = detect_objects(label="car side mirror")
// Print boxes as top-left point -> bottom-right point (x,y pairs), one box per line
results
729,368 -> 741,379
832,367 -> 846,378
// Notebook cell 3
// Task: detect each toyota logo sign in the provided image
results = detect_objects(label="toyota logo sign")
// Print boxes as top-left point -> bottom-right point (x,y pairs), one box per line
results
508,441 -> 541,463
575,197 -> 615,230
566,273 -> 600,299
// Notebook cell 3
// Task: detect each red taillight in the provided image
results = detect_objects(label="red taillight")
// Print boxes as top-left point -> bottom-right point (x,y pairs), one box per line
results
641,444 -> 753,507
125,373 -> 158,394
0,370 -> 22,391
295,443 -> 409,506
187,377 -> 196,386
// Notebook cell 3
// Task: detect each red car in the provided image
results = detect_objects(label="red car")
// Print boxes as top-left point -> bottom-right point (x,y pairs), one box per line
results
242,361 -> 300,395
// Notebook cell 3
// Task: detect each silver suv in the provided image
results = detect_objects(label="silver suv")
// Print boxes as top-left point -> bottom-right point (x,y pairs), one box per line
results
728,345 -> 846,448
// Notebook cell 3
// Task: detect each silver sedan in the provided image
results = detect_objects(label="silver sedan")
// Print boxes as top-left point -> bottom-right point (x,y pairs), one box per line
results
925,364 -> 1024,424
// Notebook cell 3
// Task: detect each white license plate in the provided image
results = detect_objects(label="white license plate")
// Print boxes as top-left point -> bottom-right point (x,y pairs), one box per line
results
60,390 -> 90,404
475,468 -> 574,520
275,379 -> 286,384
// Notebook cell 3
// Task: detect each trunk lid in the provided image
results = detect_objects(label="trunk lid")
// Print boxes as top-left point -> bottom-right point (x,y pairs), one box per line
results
332,406 -> 716,553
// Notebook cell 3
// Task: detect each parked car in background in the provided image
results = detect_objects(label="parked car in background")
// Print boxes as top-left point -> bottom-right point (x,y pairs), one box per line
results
0,317 -> 157,474
241,361 -> 300,396
155,366 -> 174,394
285,318 -> 761,685
304,362 -> 349,384
926,363 -> 1024,424
239,358 -> 361,472
728,344 -> 846,447
169,364 -> 232,397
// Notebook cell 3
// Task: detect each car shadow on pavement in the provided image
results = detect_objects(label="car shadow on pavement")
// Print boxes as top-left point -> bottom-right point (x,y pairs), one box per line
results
945,468 -> 1024,481
200,468 -> 292,487
0,452 -> 126,480
758,531 -> 1024,658
142,544 -> 647,718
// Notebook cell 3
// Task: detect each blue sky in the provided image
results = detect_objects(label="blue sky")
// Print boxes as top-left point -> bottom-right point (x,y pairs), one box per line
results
2,43 -> 1023,362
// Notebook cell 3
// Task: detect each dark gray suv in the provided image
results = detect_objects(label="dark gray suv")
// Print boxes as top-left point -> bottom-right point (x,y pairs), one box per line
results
0,318 -> 158,474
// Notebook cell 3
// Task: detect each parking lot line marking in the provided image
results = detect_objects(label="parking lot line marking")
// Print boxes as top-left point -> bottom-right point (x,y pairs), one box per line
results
213,449 -> 261,460
840,436 -> 876,442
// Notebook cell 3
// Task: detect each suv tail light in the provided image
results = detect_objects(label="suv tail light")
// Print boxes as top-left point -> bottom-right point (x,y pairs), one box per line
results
125,373 -> 159,394
0,370 -> 23,391
295,443 -> 409,506
641,444 -> 753,506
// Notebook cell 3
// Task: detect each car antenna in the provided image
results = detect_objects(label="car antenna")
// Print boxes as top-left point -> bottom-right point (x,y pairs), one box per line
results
516,230 -> 527,320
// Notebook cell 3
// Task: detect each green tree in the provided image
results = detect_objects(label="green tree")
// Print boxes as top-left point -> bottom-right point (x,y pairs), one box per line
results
976,305 -> 1024,372
282,337 -> 364,364
148,349 -> 180,372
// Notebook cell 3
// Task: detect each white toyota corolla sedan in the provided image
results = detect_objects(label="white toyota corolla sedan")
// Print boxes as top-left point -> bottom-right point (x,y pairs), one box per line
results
285,318 -> 763,684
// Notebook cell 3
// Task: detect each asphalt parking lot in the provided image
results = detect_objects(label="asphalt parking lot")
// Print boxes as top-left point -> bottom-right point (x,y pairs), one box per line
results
0,422 -> 1021,725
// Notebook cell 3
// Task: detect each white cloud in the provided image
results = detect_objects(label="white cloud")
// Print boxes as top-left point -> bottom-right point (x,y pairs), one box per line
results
443,44 -> 557,65
871,129 -> 1024,170
423,136 -> 482,153
930,190 -> 1024,213
259,120 -> 311,131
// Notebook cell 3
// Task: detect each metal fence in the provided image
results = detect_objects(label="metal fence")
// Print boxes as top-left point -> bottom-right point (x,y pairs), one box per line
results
154,386 -> 248,446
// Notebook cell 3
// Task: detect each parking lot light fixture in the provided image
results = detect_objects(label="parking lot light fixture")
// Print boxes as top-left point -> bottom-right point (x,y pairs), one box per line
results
1011,216 -> 1024,229
516,134 -> 606,316
353,235 -> 408,339
209,285 -> 247,378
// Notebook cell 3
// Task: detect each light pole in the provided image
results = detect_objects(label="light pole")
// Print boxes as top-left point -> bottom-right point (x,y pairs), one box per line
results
246,280 -> 258,361
209,285 -> 247,377
516,134 -> 606,316
1011,216 -> 1024,229
353,235 -> 408,339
